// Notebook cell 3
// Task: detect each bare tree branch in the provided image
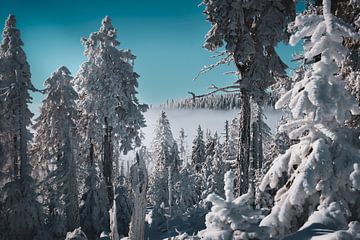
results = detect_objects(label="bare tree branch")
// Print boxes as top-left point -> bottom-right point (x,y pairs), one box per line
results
188,83 -> 240,100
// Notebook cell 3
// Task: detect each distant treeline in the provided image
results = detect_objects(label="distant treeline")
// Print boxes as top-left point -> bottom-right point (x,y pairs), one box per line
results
157,93 -> 241,110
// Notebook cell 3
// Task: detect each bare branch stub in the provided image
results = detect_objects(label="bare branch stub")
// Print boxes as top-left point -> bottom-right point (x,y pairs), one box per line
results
187,83 -> 240,102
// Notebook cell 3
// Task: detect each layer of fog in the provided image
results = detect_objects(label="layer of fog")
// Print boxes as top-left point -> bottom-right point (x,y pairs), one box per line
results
123,107 -> 284,165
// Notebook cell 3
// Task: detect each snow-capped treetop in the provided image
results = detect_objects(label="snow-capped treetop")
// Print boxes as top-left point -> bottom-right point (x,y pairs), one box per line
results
0,14 -> 34,95
153,111 -> 175,149
82,16 -> 120,58
151,111 -> 176,171
0,14 -> 35,91
32,66 -> 78,179
1,15 -> 24,55
191,125 -> 206,172
75,16 -> 147,154
0,14 -> 35,179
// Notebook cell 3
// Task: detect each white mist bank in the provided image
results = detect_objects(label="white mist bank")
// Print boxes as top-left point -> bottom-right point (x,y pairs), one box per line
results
141,107 -> 284,148
121,107 -> 285,166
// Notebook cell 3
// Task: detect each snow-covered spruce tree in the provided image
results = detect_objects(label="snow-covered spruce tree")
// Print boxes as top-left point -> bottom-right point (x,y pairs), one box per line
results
222,117 -> 238,168
198,170 -> 269,239
170,142 -> 181,173
200,0 -> 295,195
260,1 -> 360,237
191,125 -> 207,200
129,151 -> 148,240
148,111 -> 177,207
202,130 -> 216,181
204,133 -> 226,198
0,15 -> 43,240
191,125 -> 206,173
79,142 -> 109,240
151,111 -> 175,172
32,66 -> 80,235
173,167 -> 199,210
74,16 -> 147,205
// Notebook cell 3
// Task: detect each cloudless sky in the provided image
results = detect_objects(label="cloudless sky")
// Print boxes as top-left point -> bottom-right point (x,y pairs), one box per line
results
0,0 -> 304,109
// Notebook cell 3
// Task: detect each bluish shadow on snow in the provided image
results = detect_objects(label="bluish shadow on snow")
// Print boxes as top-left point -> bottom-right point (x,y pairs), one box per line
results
282,223 -> 336,240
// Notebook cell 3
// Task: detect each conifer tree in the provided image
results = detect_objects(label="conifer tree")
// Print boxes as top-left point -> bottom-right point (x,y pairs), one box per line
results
32,66 -> 80,235
148,111 -> 177,207
260,1 -> 360,236
203,130 -> 216,180
0,15 -> 43,240
200,0 -> 295,195
191,125 -> 206,173
74,16 -> 147,205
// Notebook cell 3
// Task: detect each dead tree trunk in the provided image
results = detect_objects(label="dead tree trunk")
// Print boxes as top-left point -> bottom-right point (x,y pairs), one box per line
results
129,152 -> 148,240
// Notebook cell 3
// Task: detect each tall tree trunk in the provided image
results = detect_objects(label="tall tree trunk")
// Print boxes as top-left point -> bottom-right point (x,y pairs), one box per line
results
251,120 -> 259,171
249,118 -> 258,207
129,153 -> 148,240
103,117 -> 114,207
238,87 -> 251,196
64,124 -> 80,231
16,68 -> 27,180
257,107 -> 264,170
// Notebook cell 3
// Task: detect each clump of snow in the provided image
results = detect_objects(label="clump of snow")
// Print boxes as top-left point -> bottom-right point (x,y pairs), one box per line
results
65,228 -> 88,240
350,163 -> 360,190
198,171 -> 269,240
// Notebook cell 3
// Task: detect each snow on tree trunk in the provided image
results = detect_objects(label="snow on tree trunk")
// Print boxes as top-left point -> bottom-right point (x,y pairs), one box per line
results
129,151 -> 148,240
168,166 -> 172,217
65,227 -> 88,240
109,198 -> 119,240
260,0 -> 360,237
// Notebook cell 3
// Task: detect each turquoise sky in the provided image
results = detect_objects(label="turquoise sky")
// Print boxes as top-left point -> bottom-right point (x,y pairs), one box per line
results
0,0 -> 303,107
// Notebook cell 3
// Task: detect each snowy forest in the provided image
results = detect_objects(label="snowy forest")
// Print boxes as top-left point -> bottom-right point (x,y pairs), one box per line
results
0,0 -> 360,239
